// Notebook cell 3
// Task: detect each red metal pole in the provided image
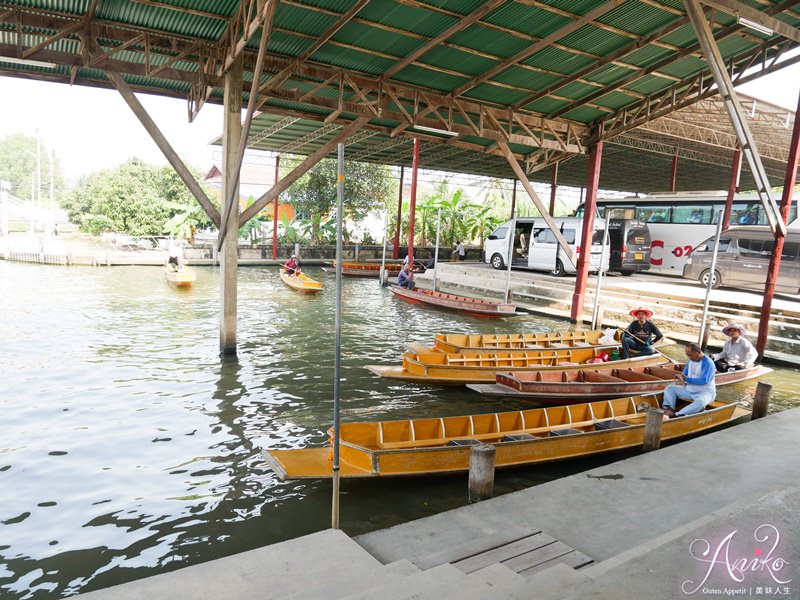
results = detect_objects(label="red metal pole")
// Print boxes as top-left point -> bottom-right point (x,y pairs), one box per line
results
721,145 -> 741,231
549,162 -> 559,216
570,141 -> 602,323
393,165 -> 404,259
670,154 -> 679,192
407,139 -> 420,265
756,92 -> 800,356
272,153 -> 280,259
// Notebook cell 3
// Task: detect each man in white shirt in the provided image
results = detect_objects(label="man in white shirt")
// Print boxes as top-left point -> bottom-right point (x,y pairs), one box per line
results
713,323 -> 758,372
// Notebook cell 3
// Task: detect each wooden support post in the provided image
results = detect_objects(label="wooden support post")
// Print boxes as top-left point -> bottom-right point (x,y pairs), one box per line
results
272,153 -> 280,260
468,443 -> 496,503
642,408 -> 664,452
752,382 -> 772,420
571,140 -> 602,323
511,178 -> 517,219
219,56 -> 242,357
721,145 -> 741,231
407,139 -> 420,266
549,163 -> 558,216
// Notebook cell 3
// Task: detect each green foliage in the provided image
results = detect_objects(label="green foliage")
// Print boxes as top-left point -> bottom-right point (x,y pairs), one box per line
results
278,214 -> 306,244
80,214 -> 115,235
465,205 -> 503,246
0,133 -> 65,203
163,201 -> 209,242
62,158 -> 212,236
282,157 -> 393,243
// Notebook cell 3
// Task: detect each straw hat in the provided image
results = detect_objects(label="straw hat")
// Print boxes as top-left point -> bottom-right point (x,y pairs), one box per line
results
722,323 -> 747,336
629,307 -> 653,319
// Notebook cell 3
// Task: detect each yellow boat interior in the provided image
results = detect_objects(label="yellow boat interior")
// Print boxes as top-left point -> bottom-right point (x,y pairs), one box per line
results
403,346 -> 637,368
434,329 -> 612,349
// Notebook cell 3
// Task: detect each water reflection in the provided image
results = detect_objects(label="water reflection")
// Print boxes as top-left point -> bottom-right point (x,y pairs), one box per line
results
0,261 -> 797,599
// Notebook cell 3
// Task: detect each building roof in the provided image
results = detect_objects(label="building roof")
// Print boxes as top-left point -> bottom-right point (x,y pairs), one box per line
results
1,1 -> 798,192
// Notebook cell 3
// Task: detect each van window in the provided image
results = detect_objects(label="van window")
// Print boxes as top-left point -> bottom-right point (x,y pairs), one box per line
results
534,227 -> 576,244
488,226 -> 508,240
782,242 -> 800,261
695,237 -> 731,253
627,230 -> 648,245
591,230 -> 605,245
738,238 -> 774,258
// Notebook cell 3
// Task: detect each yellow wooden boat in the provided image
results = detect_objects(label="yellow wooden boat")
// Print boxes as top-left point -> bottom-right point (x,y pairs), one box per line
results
165,264 -> 196,287
280,269 -> 323,293
365,348 -> 670,385
413,329 -> 674,354
263,395 -> 751,479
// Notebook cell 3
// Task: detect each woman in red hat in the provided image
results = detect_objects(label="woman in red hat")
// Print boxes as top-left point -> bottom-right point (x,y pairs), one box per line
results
621,307 -> 664,359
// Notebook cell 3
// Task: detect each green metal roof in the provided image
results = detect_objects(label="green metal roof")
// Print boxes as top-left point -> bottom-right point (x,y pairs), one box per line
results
1,0 -> 798,191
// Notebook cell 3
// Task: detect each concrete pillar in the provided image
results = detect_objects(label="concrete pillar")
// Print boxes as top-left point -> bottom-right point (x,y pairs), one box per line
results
220,56 -> 243,357
570,141 -> 602,323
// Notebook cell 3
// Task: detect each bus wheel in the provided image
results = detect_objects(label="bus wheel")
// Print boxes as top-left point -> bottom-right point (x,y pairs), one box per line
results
490,253 -> 505,270
700,269 -> 721,289
551,259 -> 565,277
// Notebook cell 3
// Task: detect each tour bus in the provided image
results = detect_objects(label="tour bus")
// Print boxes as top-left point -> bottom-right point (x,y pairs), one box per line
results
484,217 -> 609,275
576,191 -> 799,276
682,226 -> 800,294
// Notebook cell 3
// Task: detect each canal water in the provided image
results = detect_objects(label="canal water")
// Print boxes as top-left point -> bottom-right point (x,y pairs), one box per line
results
1,260 -> 798,599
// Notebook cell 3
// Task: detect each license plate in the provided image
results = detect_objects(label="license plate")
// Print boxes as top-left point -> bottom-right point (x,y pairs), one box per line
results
634,252 -> 644,260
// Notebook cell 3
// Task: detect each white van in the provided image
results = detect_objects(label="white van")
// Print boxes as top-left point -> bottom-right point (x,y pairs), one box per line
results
484,217 -> 609,275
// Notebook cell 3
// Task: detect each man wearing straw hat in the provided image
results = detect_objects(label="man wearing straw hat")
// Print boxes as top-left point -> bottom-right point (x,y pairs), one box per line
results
621,307 -> 664,359
712,323 -> 758,372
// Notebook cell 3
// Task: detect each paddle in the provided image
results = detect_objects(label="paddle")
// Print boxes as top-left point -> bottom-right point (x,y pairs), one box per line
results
617,327 -> 679,365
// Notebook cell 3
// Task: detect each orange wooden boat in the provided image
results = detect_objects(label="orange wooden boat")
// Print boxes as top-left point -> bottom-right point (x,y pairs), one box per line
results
279,269 -> 323,293
366,347 -> 670,386
263,394 -> 751,479
390,286 -> 516,318
467,364 -> 772,402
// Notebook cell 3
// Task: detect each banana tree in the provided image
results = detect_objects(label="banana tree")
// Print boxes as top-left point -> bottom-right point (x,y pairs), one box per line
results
465,204 -> 503,246
162,201 -> 209,243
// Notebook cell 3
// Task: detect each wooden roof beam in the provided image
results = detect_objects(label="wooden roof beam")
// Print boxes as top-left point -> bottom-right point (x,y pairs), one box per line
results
700,0 -> 800,43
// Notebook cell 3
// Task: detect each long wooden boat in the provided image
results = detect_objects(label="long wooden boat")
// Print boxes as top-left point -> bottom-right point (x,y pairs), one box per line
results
279,269 -> 323,293
165,265 -> 196,287
467,364 -> 773,402
365,348 -> 670,385
322,261 -> 403,277
263,394 -> 751,479
390,286 -> 517,318
416,329 -> 674,354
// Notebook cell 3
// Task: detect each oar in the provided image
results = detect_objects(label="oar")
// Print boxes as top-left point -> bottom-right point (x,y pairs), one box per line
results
617,327 -> 680,365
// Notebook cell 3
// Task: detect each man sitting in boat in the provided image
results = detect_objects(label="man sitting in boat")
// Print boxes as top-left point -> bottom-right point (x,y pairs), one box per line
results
712,323 -> 758,372
662,343 -> 716,419
397,264 -> 415,290
621,307 -> 663,359
425,253 -> 435,270
283,255 -> 301,276
167,246 -> 182,271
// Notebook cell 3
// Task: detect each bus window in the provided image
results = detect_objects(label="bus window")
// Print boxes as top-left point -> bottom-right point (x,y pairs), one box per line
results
637,207 -> 671,223
673,205 -> 712,224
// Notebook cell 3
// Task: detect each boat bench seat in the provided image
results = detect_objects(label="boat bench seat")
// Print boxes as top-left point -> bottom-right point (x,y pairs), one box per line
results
378,414 -> 644,450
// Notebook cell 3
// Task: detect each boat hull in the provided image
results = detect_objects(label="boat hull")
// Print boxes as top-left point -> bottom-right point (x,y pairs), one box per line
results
263,395 -> 751,479
467,364 -> 772,401
280,270 -> 323,293
323,262 -> 402,277
165,266 -> 196,287
390,286 -> 516,318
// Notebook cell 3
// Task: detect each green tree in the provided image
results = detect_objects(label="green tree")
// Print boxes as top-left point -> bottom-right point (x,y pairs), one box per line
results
465,204 -> 503,246
281,157 -> 394,243
0,133 -> 65,204
63,158 -> 212,235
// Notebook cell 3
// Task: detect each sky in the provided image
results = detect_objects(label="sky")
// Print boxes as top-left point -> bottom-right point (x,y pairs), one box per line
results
0,59 -> 799,187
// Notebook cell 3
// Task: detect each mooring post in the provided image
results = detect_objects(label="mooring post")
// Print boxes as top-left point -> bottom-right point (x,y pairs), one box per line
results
752,382 -> 772,420
643,408 -> 664,452
468,443 -> 496,503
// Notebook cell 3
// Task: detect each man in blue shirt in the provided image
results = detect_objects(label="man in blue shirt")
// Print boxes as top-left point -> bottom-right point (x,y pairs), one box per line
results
397,264 -> 414,289
662,343 -> 716,419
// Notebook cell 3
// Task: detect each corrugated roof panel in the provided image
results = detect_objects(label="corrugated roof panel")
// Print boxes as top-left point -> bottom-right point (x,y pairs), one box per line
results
485,2 -> 572,40
523,46 -> 595,74
599,0 -> 676,36
419,46 -> 497,77
557,80 -> 606,100
560,25 -> 629,58
590,89 -> 638,111
491,66 -> 561,92
658,55 -> 706,79
358,2 -> 460,40
269,30 -> 314,59
448,24 -> 531,60
624,75 -> 673,96
311,44 -> 392,75
393,64 -> 466,92
624,45 -> 676,69
586,63 -> 638,86
560,105 -> 605,123
96,0 -> 224,40
463,82 -> 526,106
333,20 -> 421,60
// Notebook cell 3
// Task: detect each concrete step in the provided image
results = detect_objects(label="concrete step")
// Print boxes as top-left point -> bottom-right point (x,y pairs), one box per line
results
339,563 -> 465,600
401,562 -> 524,600
77,529 -> 383,600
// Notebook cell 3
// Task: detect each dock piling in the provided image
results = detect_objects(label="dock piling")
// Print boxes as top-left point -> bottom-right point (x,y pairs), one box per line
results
468,443 -> 496,503
752,381 -> 772,420
642,408 -> 664,452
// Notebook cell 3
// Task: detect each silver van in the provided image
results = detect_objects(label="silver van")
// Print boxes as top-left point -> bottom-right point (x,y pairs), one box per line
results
484,217 -> 609,275
682,226 -> 800,294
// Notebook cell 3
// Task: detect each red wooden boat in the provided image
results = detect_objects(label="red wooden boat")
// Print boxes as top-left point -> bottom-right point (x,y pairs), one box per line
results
467,363 -> 772,402
322,261 -> 403,277
390,286 -> 517,318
